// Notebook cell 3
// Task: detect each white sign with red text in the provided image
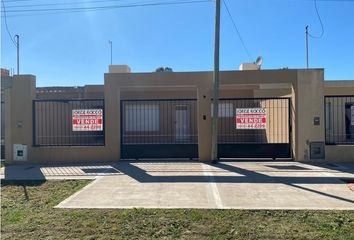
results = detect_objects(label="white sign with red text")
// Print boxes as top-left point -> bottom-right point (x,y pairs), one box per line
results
236,108 -> 267,129
72,109 -> 103,131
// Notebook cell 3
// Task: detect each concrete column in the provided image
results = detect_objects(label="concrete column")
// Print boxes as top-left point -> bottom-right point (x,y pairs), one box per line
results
7,75 -> 36,162
104,79 -> 121,160
293,69 -> 325,161
197,86 -> 212,161
4,88 -> 12,162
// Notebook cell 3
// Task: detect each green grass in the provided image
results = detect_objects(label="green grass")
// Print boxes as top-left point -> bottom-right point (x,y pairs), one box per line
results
1,180 -> 354,239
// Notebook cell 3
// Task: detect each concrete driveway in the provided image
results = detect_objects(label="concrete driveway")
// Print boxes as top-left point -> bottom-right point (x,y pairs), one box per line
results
55,160 -> 354,210
1,162 -> 120,180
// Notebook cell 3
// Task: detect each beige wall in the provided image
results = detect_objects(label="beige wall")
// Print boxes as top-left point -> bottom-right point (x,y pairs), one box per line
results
121,89 -> 197,100
294,70 -> 325,161
5,76 -> 116,164
325,145 -> 354,162
103,69 -> 322,162
5,75 -> 36,162
104,71 -> 213,161
254,88 -> 292,98
36,85 -> 104,99
5,69 -> 354,164
324,80 -> 354,96
3,88 -> 11,161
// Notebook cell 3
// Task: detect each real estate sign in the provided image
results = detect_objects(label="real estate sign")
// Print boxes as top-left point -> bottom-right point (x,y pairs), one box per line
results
351,106 -> 354,126
72,109 -> 103,131
236,108 -> 267,129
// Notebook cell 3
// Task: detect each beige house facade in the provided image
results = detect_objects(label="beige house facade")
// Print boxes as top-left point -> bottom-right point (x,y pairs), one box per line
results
1,67 -> 354,164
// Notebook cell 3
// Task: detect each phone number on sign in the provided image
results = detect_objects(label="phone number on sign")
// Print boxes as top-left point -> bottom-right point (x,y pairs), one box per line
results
236,123 -> 266,129
73,125 -> 103,131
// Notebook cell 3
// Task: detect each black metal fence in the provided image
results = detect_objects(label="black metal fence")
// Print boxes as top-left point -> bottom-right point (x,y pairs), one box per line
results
217,98 -> 291,158
1,99 -> 4,159
33,99 -> 105,146
121,99 -> 198,159
325,95 -> 354,145
217,98 -> 290,143
121,99 -> 198,144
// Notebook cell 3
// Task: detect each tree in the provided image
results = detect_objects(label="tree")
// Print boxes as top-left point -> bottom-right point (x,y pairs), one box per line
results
155,67 -> 173,72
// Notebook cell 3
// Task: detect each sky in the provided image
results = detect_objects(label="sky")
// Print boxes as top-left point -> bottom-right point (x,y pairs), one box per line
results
1,0 -> 354,87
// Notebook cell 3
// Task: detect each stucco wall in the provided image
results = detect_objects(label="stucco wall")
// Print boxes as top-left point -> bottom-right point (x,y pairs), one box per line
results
294,70 -> 325,161
324,80 -> 354,96
104,69 -> 306,161
325,145 -> 354,162
5,69 -> 353,164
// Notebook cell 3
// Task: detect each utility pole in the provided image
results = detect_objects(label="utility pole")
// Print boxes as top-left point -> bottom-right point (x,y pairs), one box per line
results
108,40 -> 112,65
305,26 -> 309,69
15,35 -> 19,75
211,0 -> 221,163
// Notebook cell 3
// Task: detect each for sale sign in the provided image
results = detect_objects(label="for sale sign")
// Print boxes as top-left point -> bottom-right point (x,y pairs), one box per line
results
351,106 -> 354,126
236,108 -> 267,129
72,109 -> 103,131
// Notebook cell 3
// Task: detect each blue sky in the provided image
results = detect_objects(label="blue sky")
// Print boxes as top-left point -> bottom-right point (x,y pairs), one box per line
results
1,0 -> 354,87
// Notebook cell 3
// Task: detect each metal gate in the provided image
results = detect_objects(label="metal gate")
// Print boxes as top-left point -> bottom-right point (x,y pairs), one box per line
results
325,95 -> 354,145
121,99 -> 198,159
217,98 -> 291,159
33,99 -> 105,146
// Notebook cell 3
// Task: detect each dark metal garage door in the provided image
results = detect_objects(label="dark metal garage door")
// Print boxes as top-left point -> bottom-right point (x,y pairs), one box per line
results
217,97 -> 292,159
120,99 -> 198,159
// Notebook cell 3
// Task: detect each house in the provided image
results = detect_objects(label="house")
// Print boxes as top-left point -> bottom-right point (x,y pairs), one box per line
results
2,66 -> 354,163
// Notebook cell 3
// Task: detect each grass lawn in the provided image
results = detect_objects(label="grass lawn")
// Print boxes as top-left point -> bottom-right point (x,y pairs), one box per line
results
1,180 -> 354,240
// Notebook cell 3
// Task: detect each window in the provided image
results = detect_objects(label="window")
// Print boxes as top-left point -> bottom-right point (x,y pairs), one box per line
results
125,104 -> 159,131
211,103 -> 233,117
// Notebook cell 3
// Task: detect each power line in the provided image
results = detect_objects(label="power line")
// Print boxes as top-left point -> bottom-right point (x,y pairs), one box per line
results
309,0 -> 325,38
1,0 -> 17,46
4,0 -> 353,2
222,0 -> 252,61
1,0 -> 212,18
2,0 -> 122,2
1,7 -> 120,18
2,0 -> 351,18
1,0 -> 211,13
4,0 -> 136,8
2,3 -> 160,18
3,0 -> 353,6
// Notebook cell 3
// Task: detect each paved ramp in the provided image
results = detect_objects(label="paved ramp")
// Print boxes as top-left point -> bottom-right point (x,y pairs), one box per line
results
56,161 -> 354,210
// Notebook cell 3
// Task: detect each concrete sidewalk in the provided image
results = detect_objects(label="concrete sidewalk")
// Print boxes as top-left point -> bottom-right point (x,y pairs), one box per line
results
0,162 -> 121,180
56,160 -> 354,210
